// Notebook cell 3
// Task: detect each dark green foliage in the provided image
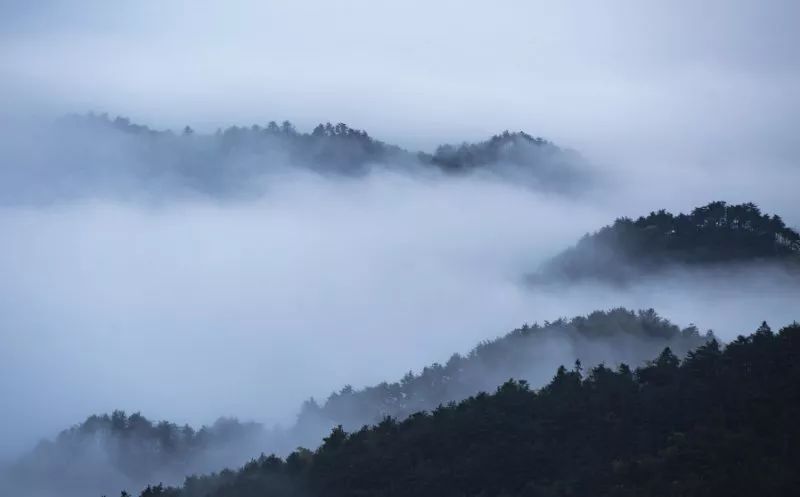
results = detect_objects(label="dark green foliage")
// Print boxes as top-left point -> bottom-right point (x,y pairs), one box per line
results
536,201 -> 800,283
291,308 -> 710,446
146,320 -> 800,497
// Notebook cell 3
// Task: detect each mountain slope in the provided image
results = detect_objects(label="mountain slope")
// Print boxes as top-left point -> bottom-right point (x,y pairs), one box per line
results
137,319 -> 800,497
2,309 -> 710,497
291,308 -> 711,447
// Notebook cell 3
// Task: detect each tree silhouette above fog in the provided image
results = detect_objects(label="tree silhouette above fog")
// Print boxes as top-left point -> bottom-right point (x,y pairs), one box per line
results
536,201 -> 800,283
430,131 -> 552,170
0,114 -> 587,204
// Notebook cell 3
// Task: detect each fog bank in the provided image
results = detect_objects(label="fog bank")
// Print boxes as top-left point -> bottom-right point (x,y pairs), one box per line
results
1,166 -> 798,461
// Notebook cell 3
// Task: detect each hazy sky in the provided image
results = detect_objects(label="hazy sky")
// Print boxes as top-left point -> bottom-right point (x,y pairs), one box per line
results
1,0 -> 799,464
1,0 -> 799,157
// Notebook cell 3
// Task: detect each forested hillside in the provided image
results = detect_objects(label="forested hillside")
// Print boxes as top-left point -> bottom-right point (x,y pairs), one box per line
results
534,201 -> 800,284
3,309 -> 709,497
133,319 -> 800,497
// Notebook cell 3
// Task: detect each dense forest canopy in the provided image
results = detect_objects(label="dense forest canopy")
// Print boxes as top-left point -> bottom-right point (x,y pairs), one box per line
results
129,319 -> 800,497
0,114 -> 587,203
534,201 -> 800,283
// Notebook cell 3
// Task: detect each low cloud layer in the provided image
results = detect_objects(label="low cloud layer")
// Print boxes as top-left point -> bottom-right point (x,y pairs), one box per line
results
0,171 -> 601,455
1,160 -> 798,463
2,1 -> 799,159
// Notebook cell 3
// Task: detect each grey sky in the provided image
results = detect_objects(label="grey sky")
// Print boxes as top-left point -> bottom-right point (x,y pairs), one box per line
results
1,0 -> 799,156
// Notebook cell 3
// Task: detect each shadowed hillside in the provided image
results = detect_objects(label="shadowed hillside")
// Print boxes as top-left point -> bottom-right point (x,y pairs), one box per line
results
1,309 -> 710,497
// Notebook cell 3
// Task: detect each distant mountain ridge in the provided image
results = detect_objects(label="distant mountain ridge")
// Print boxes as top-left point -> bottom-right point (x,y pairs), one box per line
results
61,114 -> 578,175
0,113 -> 588,203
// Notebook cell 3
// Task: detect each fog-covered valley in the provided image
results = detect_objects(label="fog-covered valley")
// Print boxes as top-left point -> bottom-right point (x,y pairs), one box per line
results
1,1 -> 799,496
1,117 -> 798,496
